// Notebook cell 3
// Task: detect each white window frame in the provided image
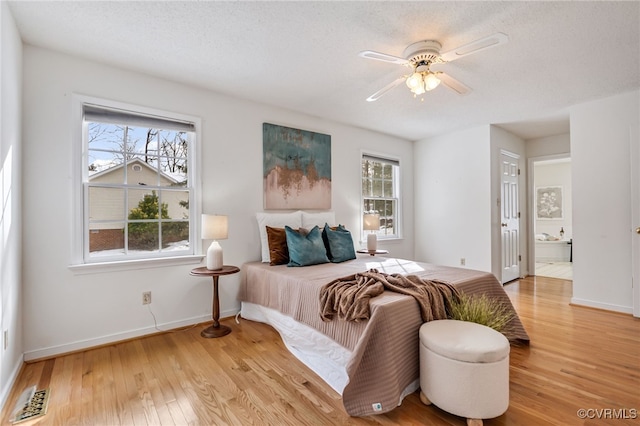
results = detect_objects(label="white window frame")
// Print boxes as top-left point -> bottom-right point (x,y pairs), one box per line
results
70,95 -> 202,272
361,152 -> 401,242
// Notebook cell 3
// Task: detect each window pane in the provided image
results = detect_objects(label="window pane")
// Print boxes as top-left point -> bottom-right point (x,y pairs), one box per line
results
383,164 -> 392,179
128,222 -> 159,252
127,126 -> 160,156
382,201 -> 395,235
159,130 -> 188,166
162,221 -> 189,251
373,162 -> 382,178
127,155 -> 159,186
89,222 -> 124,257
363,199 -> 373,213
129,189 -> 163,218
161,157 -> 188,187
88,150 -> 124,182
163,190 -> 190,220
159,155 -> 188,188
89,187 -> 125,222
383,180 -> 393,197
372,199 -> 385,216
372,179 -> 383,197
88,122 -> 125,152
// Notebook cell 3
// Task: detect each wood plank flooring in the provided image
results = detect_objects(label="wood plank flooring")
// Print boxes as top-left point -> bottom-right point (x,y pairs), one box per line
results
2,275 -> 639,425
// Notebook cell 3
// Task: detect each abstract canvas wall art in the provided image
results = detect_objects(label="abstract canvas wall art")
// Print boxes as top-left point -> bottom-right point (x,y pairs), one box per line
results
263,123 -> 331,209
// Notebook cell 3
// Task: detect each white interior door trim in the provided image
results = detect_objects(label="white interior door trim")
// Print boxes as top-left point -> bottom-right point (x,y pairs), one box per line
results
526,153 -> 571,275
630,125 -> 639,318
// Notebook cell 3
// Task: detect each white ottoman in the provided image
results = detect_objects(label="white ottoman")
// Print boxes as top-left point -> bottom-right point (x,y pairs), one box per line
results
419,320 -> 510,426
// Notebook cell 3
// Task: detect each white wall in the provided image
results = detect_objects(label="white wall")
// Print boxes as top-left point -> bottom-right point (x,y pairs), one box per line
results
526,133 -> 570,158
490,126 -> 527,279
414,126 -> 492,272
0,1 -> 24,411
570,90 -> 639,313
21,46 -> 414,360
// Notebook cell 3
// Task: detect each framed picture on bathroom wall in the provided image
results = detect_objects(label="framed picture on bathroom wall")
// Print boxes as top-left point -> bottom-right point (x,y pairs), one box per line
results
536,186 -> 563,219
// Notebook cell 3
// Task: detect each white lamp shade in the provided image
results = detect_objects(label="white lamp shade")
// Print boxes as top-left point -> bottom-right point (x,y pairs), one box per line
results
424,72 -> 441,91
202,214 -> 228,240
406,72 -> 423,90
363,213 -> 380,231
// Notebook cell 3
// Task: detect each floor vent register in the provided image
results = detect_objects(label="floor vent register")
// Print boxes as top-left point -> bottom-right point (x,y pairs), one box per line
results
11,385 -> 50,424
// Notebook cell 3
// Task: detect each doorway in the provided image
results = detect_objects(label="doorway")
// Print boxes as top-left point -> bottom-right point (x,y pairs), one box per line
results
529,155 -> 573,280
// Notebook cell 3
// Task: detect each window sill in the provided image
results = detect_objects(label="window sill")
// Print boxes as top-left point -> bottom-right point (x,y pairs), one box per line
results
68,255 -> 204,275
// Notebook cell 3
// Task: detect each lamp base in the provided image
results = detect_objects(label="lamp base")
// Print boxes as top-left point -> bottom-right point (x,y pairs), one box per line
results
367,233 -> 378,251
206,241 -> 223,270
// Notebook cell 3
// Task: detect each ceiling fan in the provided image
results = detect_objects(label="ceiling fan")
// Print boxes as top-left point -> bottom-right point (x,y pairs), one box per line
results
359,32 -> 508,102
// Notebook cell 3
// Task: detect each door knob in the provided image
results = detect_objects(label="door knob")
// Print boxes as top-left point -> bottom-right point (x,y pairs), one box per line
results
636,227 -> 640,234
501,223 -> 508,227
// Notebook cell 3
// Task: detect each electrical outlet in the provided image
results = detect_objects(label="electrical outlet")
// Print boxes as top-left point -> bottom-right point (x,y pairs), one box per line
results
3,330 -> 8,350
142,291 -> 151,305
460,258 -> 466,266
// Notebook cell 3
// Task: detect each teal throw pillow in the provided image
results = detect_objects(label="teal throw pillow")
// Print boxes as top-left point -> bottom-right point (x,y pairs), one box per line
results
285,225 -> 329,267
323,223 -> 356,263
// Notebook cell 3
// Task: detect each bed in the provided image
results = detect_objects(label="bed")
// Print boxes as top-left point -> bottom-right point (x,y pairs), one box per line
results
239,254 -> 529,417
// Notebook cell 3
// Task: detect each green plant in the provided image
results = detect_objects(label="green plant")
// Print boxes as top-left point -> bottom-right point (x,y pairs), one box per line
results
449,293 -> 514,333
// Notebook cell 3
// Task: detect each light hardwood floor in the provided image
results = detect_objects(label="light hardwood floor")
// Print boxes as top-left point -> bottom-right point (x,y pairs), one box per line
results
535,262 -> 573,280
2,276 -> 639,425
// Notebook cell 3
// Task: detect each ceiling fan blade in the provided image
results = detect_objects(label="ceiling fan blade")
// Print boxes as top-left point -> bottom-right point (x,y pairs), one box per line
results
439,32 -> 508,62
359,50 -> 409,65
438,72 -> 472,95
366,77 -> 406,102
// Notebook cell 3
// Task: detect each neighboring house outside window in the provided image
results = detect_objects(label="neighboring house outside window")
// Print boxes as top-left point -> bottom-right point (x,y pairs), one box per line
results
75,99 -> 199,265
361,153 -> 400,240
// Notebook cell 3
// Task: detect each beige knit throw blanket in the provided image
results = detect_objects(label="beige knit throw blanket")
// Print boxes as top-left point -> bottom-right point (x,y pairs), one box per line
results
319,269 -> 461,322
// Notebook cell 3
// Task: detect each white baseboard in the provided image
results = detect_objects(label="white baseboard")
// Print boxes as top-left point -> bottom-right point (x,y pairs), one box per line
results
23,313 -> 219,362
0,353 -> 24,415
570,297 -> 633,314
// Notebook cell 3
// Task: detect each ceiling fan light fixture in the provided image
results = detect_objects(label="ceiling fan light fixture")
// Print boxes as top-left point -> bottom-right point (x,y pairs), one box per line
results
362,32 -> 508,101
406,72 -> 423,90
412,84 -> 426,96
424,72 -> 441,91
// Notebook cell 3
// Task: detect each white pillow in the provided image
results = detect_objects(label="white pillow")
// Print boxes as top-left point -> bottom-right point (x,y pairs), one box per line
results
301,211 -> 336,229
256,211 -> 303,262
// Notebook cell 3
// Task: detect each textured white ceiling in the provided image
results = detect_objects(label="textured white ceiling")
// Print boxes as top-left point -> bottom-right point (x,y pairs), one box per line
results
8,1 -> 640,141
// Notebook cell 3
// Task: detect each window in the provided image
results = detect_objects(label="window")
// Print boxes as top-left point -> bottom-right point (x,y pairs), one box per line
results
77,100 -> 198,264
361,154 -> 400,239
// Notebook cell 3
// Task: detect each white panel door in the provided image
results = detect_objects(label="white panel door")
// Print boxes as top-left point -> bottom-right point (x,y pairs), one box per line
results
501,150 -> 520,283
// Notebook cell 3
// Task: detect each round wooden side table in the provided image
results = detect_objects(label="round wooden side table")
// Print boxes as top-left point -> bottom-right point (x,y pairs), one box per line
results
190,265 -> 240,338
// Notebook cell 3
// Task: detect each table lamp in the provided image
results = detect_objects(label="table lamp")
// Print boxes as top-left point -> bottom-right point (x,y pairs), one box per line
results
202,214 -> 228,270
363,213 -> 380,251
